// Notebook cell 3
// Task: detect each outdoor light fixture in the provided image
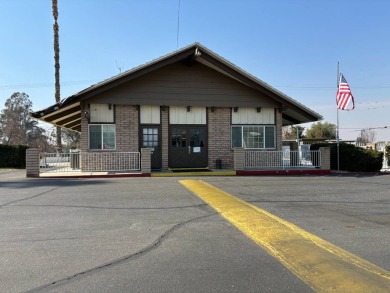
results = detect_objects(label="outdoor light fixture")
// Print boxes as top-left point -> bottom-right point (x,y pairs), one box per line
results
234,107 -> 239,112
187,106 -> 191,112
257,107 -> 261,113
84,110 -> 90,120
108,104 -> 112,110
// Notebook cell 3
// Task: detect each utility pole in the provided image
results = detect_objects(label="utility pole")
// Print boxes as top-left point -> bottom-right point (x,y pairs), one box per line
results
52,0 -> 62,153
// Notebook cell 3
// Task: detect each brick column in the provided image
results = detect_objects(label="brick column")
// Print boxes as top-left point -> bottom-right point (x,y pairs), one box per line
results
116,105 -> 138,152
275,109 -> 283,150
161,108 -> 169,170
26,148 -> 39,178
208,107 -> 233,169
80,103 -> 88,152
320,147 -> 330,170
233,148 -> 245,171
141,148 -> 152,174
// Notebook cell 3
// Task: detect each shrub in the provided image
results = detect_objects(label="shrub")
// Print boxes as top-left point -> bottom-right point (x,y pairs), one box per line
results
310,143 -> 383,172
0,144 -> 29,168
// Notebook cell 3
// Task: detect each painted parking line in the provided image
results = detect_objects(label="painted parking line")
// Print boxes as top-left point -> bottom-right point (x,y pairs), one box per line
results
180,179 -> 390,293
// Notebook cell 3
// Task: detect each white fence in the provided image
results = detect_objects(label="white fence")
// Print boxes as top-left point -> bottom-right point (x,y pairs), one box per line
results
245,150 -> 321,169
40,152 -> 140,173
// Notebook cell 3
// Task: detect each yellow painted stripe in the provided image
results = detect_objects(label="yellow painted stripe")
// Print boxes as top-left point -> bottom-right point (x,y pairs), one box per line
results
180,179 -> 390,293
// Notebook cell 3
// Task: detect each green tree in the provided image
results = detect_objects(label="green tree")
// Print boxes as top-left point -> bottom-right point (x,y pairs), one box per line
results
282,125 -> 305,140
359,129 -> 376,144
52,0 -> 62,152
62,128 -> 80,151
0,92 -> 49,149
306,122 -> 336,139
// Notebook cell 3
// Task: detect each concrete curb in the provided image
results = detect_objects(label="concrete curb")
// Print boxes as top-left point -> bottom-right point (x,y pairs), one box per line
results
39,173 -> 150,179
236,170 -> 331,176
35,170 -> 390,179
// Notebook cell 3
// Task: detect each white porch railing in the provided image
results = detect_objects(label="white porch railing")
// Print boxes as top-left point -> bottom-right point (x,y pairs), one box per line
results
244,150 -> 321,169
39,152 -> 140,173
381,157 -> 390,172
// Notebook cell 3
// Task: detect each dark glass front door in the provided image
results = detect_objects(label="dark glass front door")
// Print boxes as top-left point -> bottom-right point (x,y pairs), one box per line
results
169,126 -> 208,168
140,126 -> 161,170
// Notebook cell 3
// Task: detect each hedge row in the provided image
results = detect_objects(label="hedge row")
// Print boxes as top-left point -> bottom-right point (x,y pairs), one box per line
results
0,145 -> 29,168
310,143 -> 383,172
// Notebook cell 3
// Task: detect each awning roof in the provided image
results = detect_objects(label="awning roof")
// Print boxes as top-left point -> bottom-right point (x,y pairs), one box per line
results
32,101 -> 82,131
31,42 -> 322,132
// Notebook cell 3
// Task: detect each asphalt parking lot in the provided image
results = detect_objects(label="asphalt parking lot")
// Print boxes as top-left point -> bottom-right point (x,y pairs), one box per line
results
0,170 -> 389,292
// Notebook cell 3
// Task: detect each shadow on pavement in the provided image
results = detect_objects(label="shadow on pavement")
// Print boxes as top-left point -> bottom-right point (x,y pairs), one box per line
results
0,178 -> 118,189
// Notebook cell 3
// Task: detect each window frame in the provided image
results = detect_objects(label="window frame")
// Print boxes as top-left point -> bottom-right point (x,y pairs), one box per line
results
88,124 -> 116,150
231,125 -> 276,149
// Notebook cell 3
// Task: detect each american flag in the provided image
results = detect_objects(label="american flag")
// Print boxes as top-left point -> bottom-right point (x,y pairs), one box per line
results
336,74 -> 355,110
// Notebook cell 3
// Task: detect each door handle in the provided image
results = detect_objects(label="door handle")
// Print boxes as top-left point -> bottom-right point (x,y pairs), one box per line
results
188,146 -> 191,154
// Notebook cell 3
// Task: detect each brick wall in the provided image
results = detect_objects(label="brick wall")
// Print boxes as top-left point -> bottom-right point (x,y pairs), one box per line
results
141,148 -> 152,173
26,148 -> 39,177
116,105 -> 139,152
79,104 -> 282,171
233,148 -> 245,170
80,103 -> 88,152
80,104 -> 139,171
320,147 -> 331,170
208,107 -> 233,169
81,104 -> 139,152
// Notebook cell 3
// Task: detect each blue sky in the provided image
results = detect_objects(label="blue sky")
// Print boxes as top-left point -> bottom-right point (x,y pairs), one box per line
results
1,0 -> 389,140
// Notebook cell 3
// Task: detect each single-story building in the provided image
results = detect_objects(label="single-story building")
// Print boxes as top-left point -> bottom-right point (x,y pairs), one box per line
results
31,43 -> 322,171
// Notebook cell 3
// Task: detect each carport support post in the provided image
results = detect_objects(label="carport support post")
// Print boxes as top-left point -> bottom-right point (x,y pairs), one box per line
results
141,148 -> 153,174
234,148 -> 245,171
319,147 -> 330,170
26,148 -> 40,178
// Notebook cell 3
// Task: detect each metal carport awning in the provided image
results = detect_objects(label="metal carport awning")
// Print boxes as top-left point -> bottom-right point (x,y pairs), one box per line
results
30,102 -> 81,132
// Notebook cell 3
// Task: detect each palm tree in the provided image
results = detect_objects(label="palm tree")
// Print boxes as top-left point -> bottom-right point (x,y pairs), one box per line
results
52,0 -> 62,152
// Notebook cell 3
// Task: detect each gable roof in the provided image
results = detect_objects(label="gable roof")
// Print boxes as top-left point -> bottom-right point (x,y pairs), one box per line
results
31,42 -> 322,131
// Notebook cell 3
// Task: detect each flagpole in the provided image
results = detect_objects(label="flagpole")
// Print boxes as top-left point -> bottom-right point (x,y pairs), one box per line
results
336,62 -> 340,171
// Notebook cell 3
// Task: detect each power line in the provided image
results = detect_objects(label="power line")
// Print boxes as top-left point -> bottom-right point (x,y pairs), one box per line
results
341,127 -> 389,138
274,84 -> 390,90
0,80 -> 98,90
340,126 -> 389,130
176,0 -> 181,49
2,81 -> 389,91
